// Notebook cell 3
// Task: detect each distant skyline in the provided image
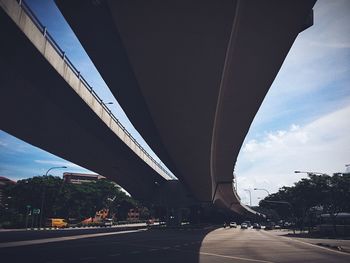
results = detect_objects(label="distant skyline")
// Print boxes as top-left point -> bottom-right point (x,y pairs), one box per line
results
0,0 -> 349,206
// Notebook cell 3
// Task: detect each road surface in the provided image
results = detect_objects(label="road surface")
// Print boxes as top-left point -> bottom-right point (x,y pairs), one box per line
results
0,227 -> 349,262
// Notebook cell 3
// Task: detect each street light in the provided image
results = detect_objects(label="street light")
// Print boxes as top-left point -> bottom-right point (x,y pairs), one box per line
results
45,166 -> 67,177
102,101 -> 114,115
39,166 -> 67,228
254,188 -> 270,196
244,189 -> 252,206
294,170 -> 327,175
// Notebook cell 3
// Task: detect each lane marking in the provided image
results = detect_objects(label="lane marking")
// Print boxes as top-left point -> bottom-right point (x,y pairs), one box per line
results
199,251 -> 275,263
167,246 -> 274,263
262,230 -> 350,256
0,229 -> 147,248
280,235 -> 350,256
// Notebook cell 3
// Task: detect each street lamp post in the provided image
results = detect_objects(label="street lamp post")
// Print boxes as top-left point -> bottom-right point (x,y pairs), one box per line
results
102,101 -> 114,115
102,101 -> 113,105
25,204 -> 31,229
39,166 -> 67,228
244,189 -> 252,206
294,170 -> 327,176
254,188 -> 270,196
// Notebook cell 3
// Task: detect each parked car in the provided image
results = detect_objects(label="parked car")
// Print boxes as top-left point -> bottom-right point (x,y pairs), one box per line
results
45,218 -> 68,228
229,222 -> 237,228
253,223 -> 261,229
241,223 -> 248,229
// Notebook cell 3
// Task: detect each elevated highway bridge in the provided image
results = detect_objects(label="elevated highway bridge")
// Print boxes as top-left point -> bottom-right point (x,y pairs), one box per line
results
0,0 -> 178,204
1,0 -> 316,217
55,0 -> 316,214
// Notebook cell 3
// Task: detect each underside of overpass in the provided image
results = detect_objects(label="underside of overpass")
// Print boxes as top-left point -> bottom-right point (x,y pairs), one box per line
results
55,0 -> 316,215
0,0 -> 181,203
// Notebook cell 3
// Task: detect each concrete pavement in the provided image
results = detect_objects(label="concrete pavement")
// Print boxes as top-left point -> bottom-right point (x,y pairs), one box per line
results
268,229 -> 350,254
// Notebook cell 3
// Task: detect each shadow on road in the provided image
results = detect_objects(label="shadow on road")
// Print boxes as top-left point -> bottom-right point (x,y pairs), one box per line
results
0,226 -> 217,263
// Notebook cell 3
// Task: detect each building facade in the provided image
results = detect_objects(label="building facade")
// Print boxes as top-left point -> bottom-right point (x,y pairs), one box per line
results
63,172 -> 105,184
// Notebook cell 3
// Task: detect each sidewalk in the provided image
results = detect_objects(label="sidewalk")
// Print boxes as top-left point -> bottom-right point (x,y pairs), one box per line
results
271,229 -> 350,253
0,223 -> 149,244
0,222 -> 148,232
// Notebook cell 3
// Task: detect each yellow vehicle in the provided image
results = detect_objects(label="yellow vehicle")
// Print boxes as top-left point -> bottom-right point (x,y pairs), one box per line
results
45,218 -> 68,228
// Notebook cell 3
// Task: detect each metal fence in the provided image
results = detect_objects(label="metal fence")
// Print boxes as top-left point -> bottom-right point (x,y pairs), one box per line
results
17,0 -> 175,179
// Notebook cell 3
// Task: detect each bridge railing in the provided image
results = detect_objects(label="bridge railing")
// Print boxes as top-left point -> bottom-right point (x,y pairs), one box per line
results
16,0 -> 175,180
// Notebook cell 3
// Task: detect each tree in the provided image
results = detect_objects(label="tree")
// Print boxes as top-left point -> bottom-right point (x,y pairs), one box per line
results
2,176 -> 143,227
259,172 -> 350,233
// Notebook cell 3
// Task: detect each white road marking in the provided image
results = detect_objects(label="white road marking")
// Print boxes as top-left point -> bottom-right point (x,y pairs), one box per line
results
280,235 -> 350,256
200,251 -> 275,263
261,230 -> 350,256
0,229 -> 147,248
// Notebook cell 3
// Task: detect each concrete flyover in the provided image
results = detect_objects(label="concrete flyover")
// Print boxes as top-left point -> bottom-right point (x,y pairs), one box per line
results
56,0 -> 316,215
0,0 -> 185,203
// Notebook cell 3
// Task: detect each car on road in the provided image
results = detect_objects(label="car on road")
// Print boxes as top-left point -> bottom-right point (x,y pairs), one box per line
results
241,223 -> 248,229
229,222 -> 237,228
242,221 -> 251,227
265,222 -> 275,230
253,223 -> 261,229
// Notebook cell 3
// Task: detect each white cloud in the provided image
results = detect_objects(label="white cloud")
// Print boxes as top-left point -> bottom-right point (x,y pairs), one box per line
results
235,1 -> 350,206
236,105 -> 350,205
251,0 -> 350,130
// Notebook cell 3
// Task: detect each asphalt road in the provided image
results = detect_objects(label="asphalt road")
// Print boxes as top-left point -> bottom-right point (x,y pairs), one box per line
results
0,224 -> 147,243
1,227 -> 349,263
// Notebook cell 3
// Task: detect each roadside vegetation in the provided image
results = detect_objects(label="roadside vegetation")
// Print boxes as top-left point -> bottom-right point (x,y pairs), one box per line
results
257,173 -> 350,235
0,176 -> 149,228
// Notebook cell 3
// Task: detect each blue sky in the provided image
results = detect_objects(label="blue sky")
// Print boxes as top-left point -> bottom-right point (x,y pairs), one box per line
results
235,0 -> 350,205
1,0 -> 349,205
